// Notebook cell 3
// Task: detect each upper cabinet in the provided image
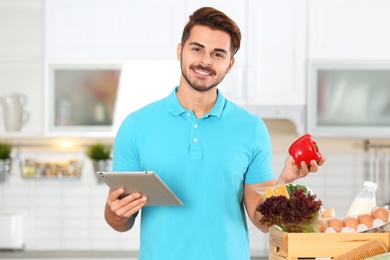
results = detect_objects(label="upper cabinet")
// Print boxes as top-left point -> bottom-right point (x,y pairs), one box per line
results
45,0 -> 187,60
246,0 -> 307,106
308,0 -> 390,60
44,62 -> 122,137
307,0 -> 390,137
307,61 -> 390,138
0,0 -> 44,137
0,0 -> 42,60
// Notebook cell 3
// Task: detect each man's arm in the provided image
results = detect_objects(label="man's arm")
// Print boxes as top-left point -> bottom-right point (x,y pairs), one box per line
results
244,180 -> 276,233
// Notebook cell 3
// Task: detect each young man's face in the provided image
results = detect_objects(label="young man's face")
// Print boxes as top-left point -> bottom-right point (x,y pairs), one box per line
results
177,25 -> 235,93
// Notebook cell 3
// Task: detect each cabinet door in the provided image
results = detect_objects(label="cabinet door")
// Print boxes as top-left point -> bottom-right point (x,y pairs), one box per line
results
307,61 -> 390,138
247,0 -> 306,106
308,0 -> 390,60
45,0 -> 187,60
45,62 -> 121,137
0,0 -> 43,136
0,62 -> 43,135
185,1 -> 247,104
0,0 -> 43,59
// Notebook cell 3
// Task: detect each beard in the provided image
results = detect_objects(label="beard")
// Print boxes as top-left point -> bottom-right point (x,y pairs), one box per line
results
180,61 -> 228,93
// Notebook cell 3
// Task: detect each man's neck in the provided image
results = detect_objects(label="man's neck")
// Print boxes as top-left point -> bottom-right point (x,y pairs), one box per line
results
176,83 -> 217,119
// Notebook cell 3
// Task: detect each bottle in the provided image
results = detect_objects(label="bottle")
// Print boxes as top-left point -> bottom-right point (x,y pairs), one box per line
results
346,181 -> 377,216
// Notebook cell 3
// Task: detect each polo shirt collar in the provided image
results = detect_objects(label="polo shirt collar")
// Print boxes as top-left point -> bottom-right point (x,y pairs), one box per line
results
166,86 -> 226,118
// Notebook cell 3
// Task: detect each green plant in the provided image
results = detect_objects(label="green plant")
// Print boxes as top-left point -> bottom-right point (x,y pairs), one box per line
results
0,142 -> 12,160
86,143 -> 111,161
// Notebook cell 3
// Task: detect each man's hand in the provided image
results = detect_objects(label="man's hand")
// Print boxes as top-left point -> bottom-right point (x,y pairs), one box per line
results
279,155 -> 326,184
104,188 -> 147,232
107,188 -> 147,219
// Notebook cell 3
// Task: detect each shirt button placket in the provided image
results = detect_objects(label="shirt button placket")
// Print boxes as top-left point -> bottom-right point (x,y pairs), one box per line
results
190,121 -> 201,158
193,123 -> 199,143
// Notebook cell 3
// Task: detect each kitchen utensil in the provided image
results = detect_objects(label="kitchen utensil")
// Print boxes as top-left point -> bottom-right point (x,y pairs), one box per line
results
1,93 -> 29,131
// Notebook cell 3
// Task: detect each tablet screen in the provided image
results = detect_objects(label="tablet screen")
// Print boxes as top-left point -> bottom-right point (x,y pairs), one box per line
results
97,171 -> 183,206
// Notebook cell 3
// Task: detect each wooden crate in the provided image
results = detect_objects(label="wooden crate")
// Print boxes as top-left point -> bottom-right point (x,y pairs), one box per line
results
269,226 -> 390,259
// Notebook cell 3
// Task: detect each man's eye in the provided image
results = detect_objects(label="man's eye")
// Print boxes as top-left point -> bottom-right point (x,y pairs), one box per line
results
193,48 -> 200,52
214,53 -> 224,58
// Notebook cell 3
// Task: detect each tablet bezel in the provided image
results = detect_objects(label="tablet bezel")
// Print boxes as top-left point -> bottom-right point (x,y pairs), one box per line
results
96,171 -> 183,206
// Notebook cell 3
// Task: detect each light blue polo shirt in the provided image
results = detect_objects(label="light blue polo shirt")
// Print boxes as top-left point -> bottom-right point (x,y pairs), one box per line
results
113,87 -> 274,260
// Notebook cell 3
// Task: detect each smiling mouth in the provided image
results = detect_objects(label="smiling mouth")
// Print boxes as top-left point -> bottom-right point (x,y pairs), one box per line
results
194,69 -> 211,76
192,65 -> 215,77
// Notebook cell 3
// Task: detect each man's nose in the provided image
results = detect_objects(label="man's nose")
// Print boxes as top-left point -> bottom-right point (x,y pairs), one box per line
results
199,54 -> 213,66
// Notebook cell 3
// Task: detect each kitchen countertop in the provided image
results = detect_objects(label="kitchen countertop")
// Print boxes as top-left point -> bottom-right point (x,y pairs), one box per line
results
0,250 -> 268,259
0,250 -> 137,259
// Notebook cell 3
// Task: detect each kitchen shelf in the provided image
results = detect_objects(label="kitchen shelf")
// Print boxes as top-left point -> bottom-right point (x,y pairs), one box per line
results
20,158 -> 82,179
0,140 -> 112,180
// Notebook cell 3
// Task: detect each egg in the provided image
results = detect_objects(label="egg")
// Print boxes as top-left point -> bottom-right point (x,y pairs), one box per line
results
343,217 -> 359,230
358,214 -> 374,228
316,219 -> 328,232
327,218 -> 343,233
371,207 -> 389,222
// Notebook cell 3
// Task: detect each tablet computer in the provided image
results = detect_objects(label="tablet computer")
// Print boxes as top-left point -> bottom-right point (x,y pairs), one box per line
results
96,171 -> 183,206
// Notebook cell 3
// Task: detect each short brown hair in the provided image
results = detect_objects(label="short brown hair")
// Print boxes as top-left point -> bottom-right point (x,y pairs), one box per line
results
181,7 -> 241,56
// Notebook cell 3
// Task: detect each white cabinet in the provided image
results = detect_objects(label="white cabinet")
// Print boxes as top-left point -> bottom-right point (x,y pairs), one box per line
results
44,62 -> 122,137
307,0 -> 390,137
239,0 -> 307,135
0,0 -> 42,59
0,0 -> 44,136
45,0 -> 187,60
308,0 -> 390,60
307,61 -> 390,138
246,0 -> 307,106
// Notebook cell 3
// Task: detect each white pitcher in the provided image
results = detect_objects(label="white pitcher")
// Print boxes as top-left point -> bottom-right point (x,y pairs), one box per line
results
1,93 -> 29,131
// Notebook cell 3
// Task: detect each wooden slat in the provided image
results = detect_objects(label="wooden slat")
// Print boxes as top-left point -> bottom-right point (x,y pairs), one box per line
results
269,226 -> 390,258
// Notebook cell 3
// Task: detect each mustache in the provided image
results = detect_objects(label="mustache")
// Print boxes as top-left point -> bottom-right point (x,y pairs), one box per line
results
192,64 -> 216,75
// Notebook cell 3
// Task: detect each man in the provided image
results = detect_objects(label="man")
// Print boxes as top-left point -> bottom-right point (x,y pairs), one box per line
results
104,7 -> 325,260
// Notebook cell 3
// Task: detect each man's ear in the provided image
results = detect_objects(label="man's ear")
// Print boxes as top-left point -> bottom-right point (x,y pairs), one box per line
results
226,57 -> 235,74
177,43 -> 183,61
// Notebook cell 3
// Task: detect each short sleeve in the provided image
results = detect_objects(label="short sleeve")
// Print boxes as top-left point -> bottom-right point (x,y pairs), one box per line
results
244,117 -> 274,184
112,114 -> 141,171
